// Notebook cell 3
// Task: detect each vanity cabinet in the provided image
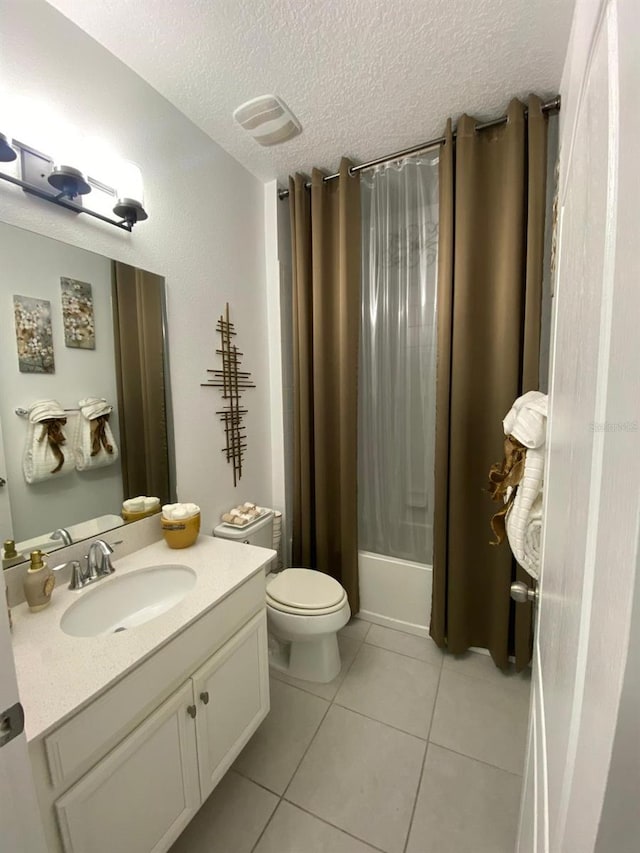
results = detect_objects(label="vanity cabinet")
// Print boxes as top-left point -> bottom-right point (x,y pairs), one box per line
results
192,613 -> 269,801
55,681 -> 200,853
28,572 -> 269,853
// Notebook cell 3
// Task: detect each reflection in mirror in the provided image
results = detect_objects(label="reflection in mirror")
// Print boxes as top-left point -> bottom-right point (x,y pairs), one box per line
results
0,222 -> 175,562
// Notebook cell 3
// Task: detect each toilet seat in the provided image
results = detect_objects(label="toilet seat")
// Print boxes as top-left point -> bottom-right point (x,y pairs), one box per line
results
266,568 -> 347,616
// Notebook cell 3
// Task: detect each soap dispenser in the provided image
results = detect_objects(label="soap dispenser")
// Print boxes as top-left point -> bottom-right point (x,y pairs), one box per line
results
23,550 -> 55,612
2,539 -> 24,570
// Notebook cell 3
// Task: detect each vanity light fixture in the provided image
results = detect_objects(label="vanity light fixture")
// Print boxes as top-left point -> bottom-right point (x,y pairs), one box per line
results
47,164 -> 91,199
0,132 -> 148,232
113,197 -> 148,228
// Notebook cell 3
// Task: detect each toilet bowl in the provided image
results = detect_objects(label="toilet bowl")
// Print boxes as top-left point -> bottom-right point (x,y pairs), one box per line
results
266,568 -> 351,683
213,514 -> 350,683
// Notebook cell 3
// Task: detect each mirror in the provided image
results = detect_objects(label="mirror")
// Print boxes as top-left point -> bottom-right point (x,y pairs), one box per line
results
0,221 -> 175,561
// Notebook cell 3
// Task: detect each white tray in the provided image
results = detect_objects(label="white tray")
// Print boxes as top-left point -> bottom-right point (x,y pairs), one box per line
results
221,508 -> 270,530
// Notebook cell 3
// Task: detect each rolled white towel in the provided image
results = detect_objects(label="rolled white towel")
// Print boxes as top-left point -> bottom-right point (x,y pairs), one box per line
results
507,492 -> 543,580
74,400 -> 119,471
79,397 -> 113,419
522,517 -> 543,581
162,502 -> 200,521
23,400 -> 76,483
27,399 -> 66,423
499,391 -> 548,579
503,391 -> 548,449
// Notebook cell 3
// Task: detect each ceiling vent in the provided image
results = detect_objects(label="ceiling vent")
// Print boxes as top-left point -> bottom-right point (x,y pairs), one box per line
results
233,95 -> 301,146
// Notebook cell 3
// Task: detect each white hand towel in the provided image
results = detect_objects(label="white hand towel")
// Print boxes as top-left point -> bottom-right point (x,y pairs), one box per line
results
74,399 -> 119,471
23,400 -> 76,484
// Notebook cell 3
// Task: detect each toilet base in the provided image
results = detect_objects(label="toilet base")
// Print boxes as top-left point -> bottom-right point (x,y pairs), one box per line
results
268,632 -> 341,683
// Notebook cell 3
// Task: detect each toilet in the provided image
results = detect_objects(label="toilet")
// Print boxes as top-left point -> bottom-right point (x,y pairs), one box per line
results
213,512 -> 351,683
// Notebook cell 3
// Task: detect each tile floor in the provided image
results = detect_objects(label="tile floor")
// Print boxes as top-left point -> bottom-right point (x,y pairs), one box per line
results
170,619 -> 531,853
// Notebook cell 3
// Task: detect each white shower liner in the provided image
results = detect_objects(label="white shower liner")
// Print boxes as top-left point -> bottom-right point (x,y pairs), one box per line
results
358,550 -> 432,637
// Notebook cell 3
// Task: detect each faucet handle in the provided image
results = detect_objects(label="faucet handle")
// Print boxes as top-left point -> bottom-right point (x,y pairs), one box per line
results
52,560 -> 87,590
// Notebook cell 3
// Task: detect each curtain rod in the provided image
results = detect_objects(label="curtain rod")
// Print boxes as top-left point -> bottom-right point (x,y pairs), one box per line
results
277,94 -> 560,200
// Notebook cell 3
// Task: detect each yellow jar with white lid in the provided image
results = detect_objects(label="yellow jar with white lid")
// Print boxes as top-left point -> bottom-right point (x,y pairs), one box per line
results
161,503 -> 201,549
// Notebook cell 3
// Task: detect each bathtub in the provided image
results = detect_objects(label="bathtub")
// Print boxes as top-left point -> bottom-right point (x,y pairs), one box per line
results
358,550 -> 432,637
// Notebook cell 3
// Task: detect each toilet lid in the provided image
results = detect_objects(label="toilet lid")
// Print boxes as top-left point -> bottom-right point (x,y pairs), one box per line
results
267,568 -> 345,610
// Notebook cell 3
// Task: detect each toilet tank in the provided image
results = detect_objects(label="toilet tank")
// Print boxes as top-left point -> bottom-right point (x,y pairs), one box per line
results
213,510 -> 274,548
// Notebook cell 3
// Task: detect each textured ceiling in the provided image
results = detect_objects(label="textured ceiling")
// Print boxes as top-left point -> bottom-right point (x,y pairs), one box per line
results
47,0 -> 574,184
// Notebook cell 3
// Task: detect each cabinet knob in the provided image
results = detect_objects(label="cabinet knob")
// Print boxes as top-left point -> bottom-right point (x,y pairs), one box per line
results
200,691 -> 210,705
187,704 -> 197,719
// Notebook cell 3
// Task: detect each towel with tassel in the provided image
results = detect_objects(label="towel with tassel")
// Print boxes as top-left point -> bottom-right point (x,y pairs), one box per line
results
74,397 -> 120,471
23,400 -> 76,483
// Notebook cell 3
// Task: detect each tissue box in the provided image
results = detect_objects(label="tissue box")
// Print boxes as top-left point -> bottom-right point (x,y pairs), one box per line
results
162,512 -> 201,549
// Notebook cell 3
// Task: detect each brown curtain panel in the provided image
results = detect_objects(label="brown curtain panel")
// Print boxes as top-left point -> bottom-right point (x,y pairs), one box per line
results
112,261 -> 171,506
289,159 -> 361,612
431,96 -> 548,670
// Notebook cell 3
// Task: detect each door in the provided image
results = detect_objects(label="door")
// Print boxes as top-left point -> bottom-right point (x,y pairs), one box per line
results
518,0 -> 640,850
55,681 -> 200,853
192,610 -> 269,800
0,577 -> 47,852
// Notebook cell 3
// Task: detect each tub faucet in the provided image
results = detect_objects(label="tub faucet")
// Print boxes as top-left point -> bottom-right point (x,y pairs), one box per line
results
51,528 -> 73,546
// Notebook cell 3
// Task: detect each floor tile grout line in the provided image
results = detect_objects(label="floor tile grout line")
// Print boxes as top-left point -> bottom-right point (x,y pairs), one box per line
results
281,696 -> 333,800
402,653 -> 444,853
363,638 -> 446,667
280,798 -> 389,853
341,621 -> 372,645
426,740 -> 525,778
250,645 -> 362,853
331,700 -> 429,742
269,670 -> 339,701
229,766 -> 283,797
248,793 -> 280,853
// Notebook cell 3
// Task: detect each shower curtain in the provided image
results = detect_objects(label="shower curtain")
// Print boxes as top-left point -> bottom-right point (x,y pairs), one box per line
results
359,157 -> 439,563
430,97 -> 548,670
288,160 -> 361,612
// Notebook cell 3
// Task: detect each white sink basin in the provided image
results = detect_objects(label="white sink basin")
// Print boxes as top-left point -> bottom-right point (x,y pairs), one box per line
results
60,564 -> 197,637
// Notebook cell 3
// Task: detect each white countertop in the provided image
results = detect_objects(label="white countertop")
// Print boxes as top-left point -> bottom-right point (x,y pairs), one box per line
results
10,535 -> 273,743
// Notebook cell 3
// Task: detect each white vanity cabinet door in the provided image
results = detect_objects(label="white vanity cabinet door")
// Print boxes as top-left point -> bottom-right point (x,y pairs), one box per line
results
192,610 -> 269,800
55,681 -> 199,853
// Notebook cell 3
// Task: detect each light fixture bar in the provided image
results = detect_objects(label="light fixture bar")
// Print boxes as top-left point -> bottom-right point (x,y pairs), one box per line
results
0,169 -> 134,231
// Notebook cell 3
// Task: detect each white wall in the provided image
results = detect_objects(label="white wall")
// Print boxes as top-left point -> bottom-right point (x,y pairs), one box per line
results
0,224 -> 122,541
0,0 -> 273,534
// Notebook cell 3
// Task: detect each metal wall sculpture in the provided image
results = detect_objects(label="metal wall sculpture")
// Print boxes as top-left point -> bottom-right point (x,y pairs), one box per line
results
201,303 -> 255,486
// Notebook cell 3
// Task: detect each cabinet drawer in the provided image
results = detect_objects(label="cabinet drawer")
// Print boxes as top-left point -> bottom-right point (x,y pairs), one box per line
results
45,571 -> 264,790
56,682 -> 199,853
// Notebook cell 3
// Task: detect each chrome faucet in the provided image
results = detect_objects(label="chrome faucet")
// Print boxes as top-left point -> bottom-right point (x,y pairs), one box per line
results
55,540 -> 116,590
51,528 -> 73,546
87,539 -> 115,580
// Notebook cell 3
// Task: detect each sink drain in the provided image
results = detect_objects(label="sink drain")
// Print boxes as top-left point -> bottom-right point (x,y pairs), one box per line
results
114,627 -> 127,633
